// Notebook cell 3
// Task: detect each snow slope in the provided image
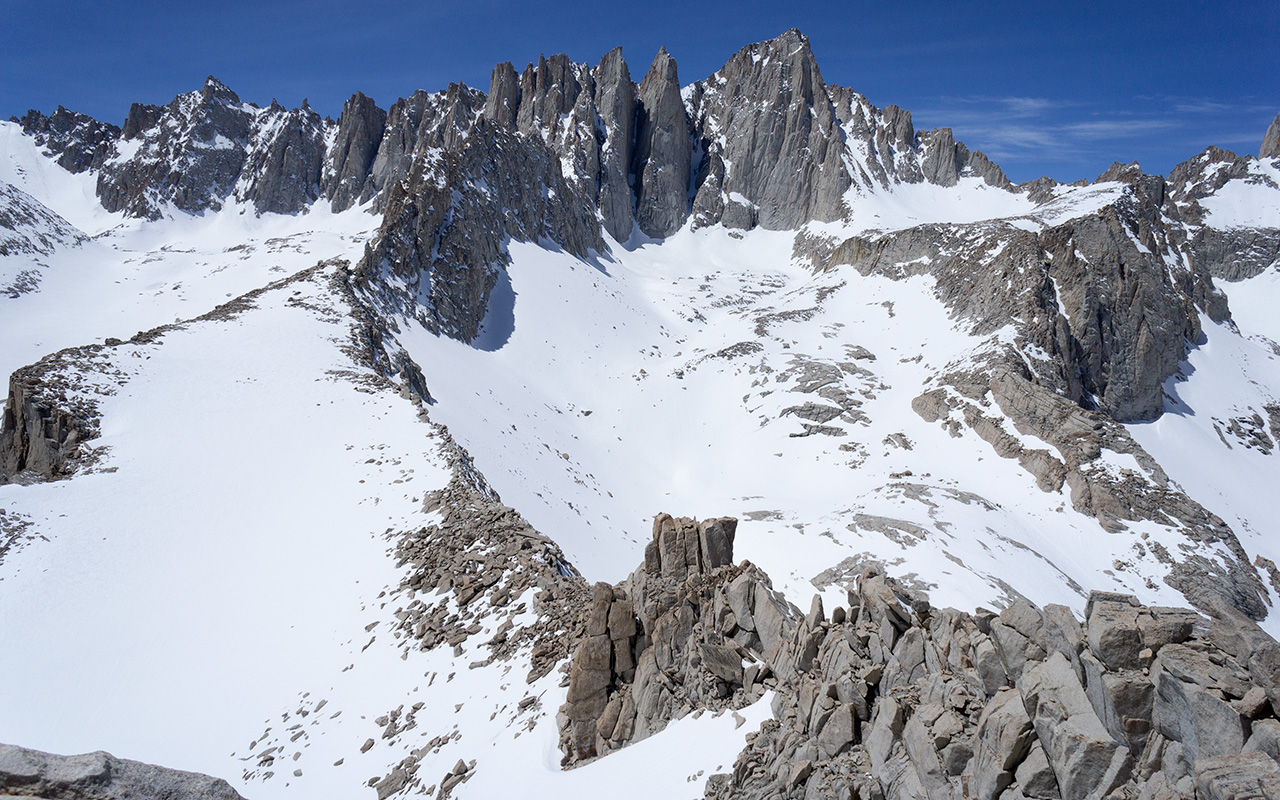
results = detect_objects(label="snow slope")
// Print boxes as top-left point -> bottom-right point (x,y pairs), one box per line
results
1199,157 -> 1280,229
394,226 -> 1204,626
0,266 -> 447,793
3,117 -> 1280,800
0,260 -> 773,799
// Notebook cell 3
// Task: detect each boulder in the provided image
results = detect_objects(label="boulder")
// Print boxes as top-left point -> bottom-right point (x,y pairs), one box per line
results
972,689 -> 1036,800
1080,650 -> 1154,752
1193,751 -> 1280,800
817,703 -> 857,759
700,643 -> 744,685
698,517 -> 737,570
1244,719 -> 1280,766
1086,594 -> 1146,671
1152,645 -> 1248,762
0,743 -> 245,800
1020,653 -> 1132,800
1016,740 -> 1063,800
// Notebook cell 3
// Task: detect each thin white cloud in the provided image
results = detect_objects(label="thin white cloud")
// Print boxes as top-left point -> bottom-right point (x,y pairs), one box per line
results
909,92 -> 1273,176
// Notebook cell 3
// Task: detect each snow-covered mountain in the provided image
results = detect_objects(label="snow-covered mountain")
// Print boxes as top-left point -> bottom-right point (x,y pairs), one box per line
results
3,28 -> 1280,800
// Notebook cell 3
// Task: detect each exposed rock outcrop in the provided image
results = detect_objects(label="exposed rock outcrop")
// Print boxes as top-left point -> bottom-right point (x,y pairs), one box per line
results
686,29 -> 848,231
593,47 -> 637,243
1261,112 -> 1280,160
0,742 -> 246,799
387,418 -> 589,683
0,182 -> 83,300
234,101 -> 326,214
323,91 -> 387,212
353,112 -> 601,342
828,172 -> 1224,423
98,77 -> 259,218
0,356 -> 99,484
632,48 -> 691,238
703,568 -> 1280,800
551,514 -> 1280,800
1187,226 -> 1280,282
1168,145 -> 1280,281
560,514 -> 798,763
362,84 -> 485,214
14,107 -> 120,173
89,77 -> 335,218
816,168 -> 1267,621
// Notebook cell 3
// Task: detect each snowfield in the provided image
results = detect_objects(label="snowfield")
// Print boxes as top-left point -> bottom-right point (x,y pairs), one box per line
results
2,115 -> 1280,800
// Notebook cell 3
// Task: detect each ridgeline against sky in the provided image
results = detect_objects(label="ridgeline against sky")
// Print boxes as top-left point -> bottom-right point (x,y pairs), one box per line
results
4,0 -> 1277,184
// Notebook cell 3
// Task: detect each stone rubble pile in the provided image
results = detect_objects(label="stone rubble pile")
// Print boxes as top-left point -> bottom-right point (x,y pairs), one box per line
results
389,420 -> 589,684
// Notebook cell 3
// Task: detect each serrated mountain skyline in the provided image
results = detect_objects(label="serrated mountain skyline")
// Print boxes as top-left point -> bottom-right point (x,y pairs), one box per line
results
3,24 -> 1280,800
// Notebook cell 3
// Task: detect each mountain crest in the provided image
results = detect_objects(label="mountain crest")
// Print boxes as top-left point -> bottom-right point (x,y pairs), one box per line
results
200,75 -> 241,105
1261,111 -> 1280,159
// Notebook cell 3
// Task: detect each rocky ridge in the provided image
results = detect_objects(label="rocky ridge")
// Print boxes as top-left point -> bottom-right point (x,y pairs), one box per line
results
12,107 -> 119,174
12,30 -> 1037,345
817,165 -> 1269,621
557,514 -> 1280,800
0,259 -> 377,486
1166,147 -> 1280,282
559,514 -> 792,763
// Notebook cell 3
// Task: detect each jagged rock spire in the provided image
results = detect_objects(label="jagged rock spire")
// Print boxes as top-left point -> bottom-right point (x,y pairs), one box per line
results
323,91 -> 387,212
593,46 -> 636,242
482,61 -> 520,127
1261,111 -> 1280,159
632,47 -> 691,238
687,28 -> 850,230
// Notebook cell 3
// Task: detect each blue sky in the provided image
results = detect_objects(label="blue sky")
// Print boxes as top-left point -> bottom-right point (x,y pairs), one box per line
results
3,0 -> 1276,183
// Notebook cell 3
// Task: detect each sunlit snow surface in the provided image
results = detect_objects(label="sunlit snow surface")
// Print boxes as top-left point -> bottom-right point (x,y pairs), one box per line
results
1199,157 -> 1280,229
2,120 -> 1280,800
399,231 -> 1203,621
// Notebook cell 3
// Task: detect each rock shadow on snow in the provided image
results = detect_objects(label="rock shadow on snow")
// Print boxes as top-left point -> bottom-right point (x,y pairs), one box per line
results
471,266 -> 515,351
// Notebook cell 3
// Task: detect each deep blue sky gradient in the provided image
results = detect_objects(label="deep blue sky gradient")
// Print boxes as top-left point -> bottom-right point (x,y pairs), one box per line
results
3,0 -> 1277,183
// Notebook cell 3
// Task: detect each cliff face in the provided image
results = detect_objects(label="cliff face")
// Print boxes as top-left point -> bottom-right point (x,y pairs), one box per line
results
0,365 -> 96,484
353,110 -> 603,343
828,170 -> 1224,424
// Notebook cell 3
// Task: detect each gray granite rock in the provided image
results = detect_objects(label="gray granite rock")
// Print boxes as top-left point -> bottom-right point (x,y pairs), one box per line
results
632,47 -> 690,238
15,107 -> 119,173
1020,653 -> 1132,800
686,29 -> 850,231
972,689 -> 1036,800
0,742 -> 246,800
1151,644 -> 1249,763
354,111 -> 600,342
323,91 -> 386,212
236,101 -> 326,214
592,46 -> 637,243
482,61 -> 520,128
1260,112 -> 1280,160
1193,751 -> 1280,800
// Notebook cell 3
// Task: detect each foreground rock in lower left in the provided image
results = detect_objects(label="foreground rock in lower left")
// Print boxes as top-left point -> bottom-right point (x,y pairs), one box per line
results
0,743 -> 246,799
